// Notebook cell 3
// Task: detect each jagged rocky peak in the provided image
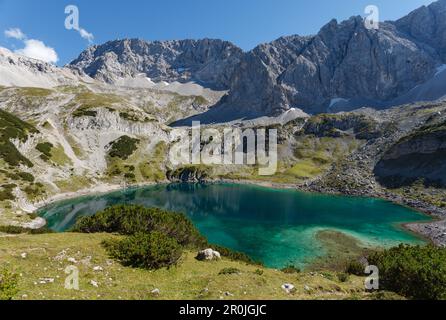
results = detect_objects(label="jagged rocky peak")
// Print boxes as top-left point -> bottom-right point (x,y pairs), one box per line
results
60,0 -> 446,124
394,0 -> 446,62
286,15 -> 437,103
204,13 -> 441,122
68,38 -> 244,89
221,34 -> 313,115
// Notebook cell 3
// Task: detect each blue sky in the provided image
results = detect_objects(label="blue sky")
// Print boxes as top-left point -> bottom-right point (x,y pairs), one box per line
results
0,0 -> 436,65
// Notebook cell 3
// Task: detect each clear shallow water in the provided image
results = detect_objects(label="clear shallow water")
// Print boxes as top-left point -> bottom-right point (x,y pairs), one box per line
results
38,183 -> 429,268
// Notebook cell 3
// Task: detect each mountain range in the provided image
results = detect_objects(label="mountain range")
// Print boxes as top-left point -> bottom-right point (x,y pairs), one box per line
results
65,0 -> 446,123
1,1 -> 445,124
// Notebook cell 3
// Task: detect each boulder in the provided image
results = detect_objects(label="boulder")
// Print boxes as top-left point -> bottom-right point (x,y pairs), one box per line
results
196,248 -> 221,261
281,283 -> 295,294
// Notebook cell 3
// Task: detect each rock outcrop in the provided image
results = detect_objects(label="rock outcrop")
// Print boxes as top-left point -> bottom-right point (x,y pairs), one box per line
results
68,38 -> 243,90
303,113 -> 382,140
214,14 -> 440,120
394,0 -> 446,62
374,120 -> 446,187
195,248 -> 221,261
166,166 -> 210,183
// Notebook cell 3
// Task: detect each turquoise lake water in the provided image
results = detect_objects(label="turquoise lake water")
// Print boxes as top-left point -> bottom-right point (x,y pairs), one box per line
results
38,183 -> 429,268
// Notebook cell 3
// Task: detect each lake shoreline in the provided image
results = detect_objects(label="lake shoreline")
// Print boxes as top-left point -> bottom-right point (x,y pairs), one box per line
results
31,178 -> 443,247
218,178 -> 445,246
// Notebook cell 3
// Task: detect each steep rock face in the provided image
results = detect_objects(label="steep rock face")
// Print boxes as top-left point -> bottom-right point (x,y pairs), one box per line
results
218,16 -> 438,118
223,35 -> 312,116
374,121 -> 446,187
394,0 -> 446,62
69,39 -> 243,90
68,0 -> 446,123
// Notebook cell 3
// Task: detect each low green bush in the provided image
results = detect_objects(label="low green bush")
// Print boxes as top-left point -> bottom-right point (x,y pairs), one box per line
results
0,225 -> 53,235
218,267 -> 241,275
337,272 -> 349,283
0,110 -> 37,168
4,171 -> 35,182
0,141 -> 33,167
0,268 -> 19,300
17,172 -> 35,182
72,205 -> 207,248
368,245 -> 446,300
320,272 -> 335,281
209,244 -> 260,266
72,107 -> 97,118
0,184 -> 16,201
23,182 -> 46,199
0,109 -> 38,142
254,269 -> 264,276
107,136 -> 139,160
367,291 -> 406,300
103,232 -> 182,270
119,112 -> 151,122
281,265 -> 301,274
124,172 -> 136,180
36,142 -> 53,158
345,260 -> 365,276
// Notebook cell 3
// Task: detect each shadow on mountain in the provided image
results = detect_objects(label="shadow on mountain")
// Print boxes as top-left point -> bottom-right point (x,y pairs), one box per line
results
170,100 -> 268,126
374,150 -> 446,188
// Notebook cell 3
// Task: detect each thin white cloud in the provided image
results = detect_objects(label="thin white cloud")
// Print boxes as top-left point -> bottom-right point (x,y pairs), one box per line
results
4,27 -> 26,40
4,27 -> 58,64
79,28 -> 94,43
15,39 -> 58,64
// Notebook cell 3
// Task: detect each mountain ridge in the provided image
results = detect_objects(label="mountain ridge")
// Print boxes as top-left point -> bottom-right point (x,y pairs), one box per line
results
0,47 -> 93,88
68,38 -> 243,90
66,1 -> 446,123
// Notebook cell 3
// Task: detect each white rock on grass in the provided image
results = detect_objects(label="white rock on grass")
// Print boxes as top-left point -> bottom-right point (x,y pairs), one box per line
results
90,280 -> 99,288
81,256 -> 92,265
281,283 -> 295,294
196,248 -> 221,261
39,278 -> 55,284
54,250 -> 67,261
